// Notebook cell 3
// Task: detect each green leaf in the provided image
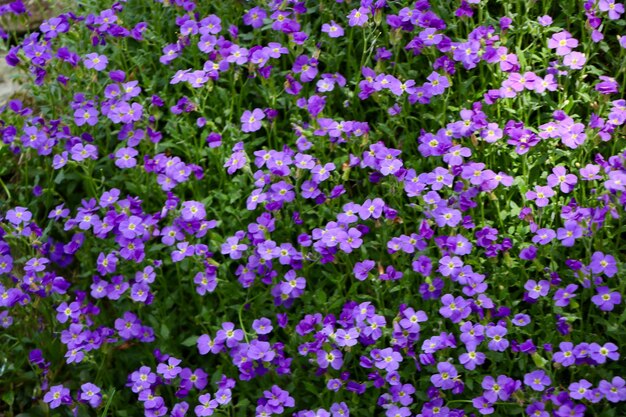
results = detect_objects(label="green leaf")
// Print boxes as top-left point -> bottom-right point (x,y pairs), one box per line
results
181,335 -> 198,347
2,390 -> 14,406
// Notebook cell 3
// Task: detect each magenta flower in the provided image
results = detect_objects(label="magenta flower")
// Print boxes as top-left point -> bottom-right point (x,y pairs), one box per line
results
83,53 -> 108,71
241,108 -> 265,133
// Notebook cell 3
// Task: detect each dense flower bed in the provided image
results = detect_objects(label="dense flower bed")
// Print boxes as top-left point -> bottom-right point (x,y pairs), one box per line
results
0,0 -> 625,416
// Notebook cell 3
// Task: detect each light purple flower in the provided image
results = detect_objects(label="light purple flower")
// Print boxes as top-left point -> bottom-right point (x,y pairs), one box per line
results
83,53 -> 108,71
524,369 -> 551,391
241,108 -> 265,133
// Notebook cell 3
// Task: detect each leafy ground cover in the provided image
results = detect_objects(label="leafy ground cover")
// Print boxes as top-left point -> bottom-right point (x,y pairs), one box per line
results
1,0 -> 626,416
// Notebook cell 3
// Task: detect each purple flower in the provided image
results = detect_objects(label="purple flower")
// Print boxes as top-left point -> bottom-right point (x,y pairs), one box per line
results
557,221 -> 582,247
79,383 -> 102,407
589,251 -> 618,277
553,284 -> 578,307
322,21 -> 344,38
6,206 -> 32,225
525,185 -> 554,207
430,362 -> 458,390
598,377 -> 626,402
215,322 -> 244,348
599,0 -> 625,20
538,15 -> 553,26
591,286 -> 621,311
318,349 -> 343,370
114,147 -> 138,169
252,317 -> 273,335
74,106 -> 99,126
569,379 -> 592,400
241,108 -> 265,133
347,7 -> 369,27
524,369 -> 551,391
353,260 -> 375,281
547,166 -> 577,193
157,356 -> 182,379
83,53 -> 108,71
553,342 -> 576,367
43,385 -> 71,409
195,393 -> 218,416
486,325 -> 509,352
547,31 -> 578,56
524,279 -> 550,299
596,76 -> 619,94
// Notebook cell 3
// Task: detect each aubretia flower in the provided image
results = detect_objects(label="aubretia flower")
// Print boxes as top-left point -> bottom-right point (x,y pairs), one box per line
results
554,284 -> 578,307
486,325 -> 509,351
80,383 -> 102,407
548,31 -> 578,56
241,108 -> 265,133
525,185 -> 554,207
557,221 -> 583,247
74,106 -> 99,126
563,51 -> 586,70
547,166 -> 577,193
524,369 -> 551,391
347,7 -> 369,27
589,251 -> 618,277
83,53 -> 108,71
115,147 -> 138,169
599,0 -> 625,20
591,286 -> 622,311
44,385 -> 71,409
430,361 -> 458,390
596,76 -> 619,94
157,356 -> 182,379
6,206 -> 32,225
538,15 -> 553,26
322,20 -> 344,38
598,377 -> 626,402
524,279 -> 550,299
